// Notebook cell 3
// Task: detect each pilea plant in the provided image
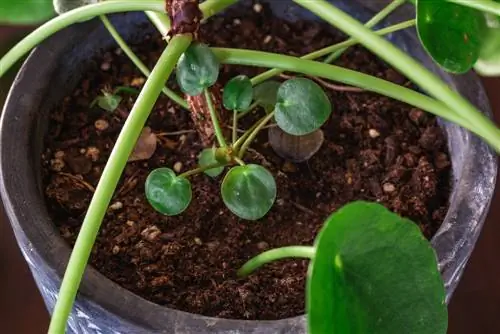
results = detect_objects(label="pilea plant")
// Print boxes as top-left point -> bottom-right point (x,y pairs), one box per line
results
2,0 -> 500,333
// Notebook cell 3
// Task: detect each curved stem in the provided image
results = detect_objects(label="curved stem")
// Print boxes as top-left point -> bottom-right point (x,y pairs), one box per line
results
448,0 -> 500,16
293,0 -> 500,151
324,0 -> 405,64
179,162 -> 224,178
99,15 -> 189,110
237,101 -> 260,119
215,48 -> 465,124
251,19 -> 416,85
233,157 -> 246,166
238,111 -> 275,158
47,34 -> 192,334
204,88 -> 228,148
0,1 -> 165,77
232,119 -> 261,150
238,246 -> 316,277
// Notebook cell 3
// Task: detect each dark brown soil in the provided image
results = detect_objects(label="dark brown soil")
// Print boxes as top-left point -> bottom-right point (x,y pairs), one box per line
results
42,2 -> 451,320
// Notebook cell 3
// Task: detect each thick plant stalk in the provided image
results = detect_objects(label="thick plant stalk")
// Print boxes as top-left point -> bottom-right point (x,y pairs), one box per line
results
47,34 -> 192,334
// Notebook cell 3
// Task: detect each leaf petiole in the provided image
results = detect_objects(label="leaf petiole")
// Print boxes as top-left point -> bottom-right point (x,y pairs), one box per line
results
204,88 -> 228,148
237,246 -> 316,277
238,111 -> 275,159
232,109 -> 238,143
179,162 -> 225,178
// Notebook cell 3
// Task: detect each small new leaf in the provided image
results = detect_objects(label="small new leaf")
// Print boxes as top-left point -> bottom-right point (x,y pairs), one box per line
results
198,148 -> 224,177
307,201 -> 447,334
176,43 -> 220,96
275,78 -> 332,136
253,80 -> 281,113
223,75 -> 253,111
221,164 -> 276,220
145,168 -> 192,216
90,92 -> 122,112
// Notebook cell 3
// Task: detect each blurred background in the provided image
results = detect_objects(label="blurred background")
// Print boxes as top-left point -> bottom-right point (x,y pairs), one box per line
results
1,25 -> 500,334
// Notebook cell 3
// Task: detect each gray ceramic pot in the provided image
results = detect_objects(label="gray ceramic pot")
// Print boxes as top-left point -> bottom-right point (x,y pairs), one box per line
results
0,0 -> 497,333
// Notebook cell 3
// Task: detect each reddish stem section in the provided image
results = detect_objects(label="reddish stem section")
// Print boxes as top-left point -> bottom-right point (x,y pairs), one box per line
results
166,0 -> 203,38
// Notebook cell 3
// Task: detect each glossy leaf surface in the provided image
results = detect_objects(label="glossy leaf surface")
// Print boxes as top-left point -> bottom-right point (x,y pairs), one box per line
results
221,164 -> 276,220
176,43 -> 219,96
275,78 -> 331,136
223,75 -> 253,111
416,0 -> 486,73
198,148 -> 224,177
475,8 -> 500,76
307,201 -> 447,334
145,168 -> 191,216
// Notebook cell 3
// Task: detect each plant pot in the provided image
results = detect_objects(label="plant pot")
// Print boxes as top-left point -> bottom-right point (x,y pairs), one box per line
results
1,0 -> 497,333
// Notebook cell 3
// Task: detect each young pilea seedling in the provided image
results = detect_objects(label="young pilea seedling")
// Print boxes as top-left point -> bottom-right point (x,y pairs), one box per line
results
90,86 -> 140,112
145,42 -> 332,220
3,0 -> 500,333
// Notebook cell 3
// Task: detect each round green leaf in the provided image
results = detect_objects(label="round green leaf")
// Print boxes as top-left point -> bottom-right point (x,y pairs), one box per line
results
145,168 -> 192,216
198,148 -> 224,178
275,78 -> 332,136
223,75 -> 253,111
416,0 -> 487,73
253,80 -> 281,113
221,164 -> 276,220
176,43 -> 219,96
0,0 -> 54,24
307,201 -> 447,334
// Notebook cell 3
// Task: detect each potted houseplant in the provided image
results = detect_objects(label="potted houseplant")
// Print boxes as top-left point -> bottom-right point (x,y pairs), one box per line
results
1,0 -> 499,333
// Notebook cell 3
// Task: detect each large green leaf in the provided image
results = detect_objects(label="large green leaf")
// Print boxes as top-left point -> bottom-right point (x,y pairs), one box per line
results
176,43 -> 219,96
307,201 -> 447,334
0,0 -> 54,24
275,78 -> 331,136
416,0 -> 487,73
145,168 -> 192,216
221,164 -> 276,220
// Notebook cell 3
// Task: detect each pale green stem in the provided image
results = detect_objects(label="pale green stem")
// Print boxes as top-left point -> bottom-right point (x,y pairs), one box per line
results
0,1 -> 165,77
233,157 -> 246,166
238,246 -> 316,277
324,0 -> 405,64
292,0 -> 500,151
99,15 -> 189,110
448,0 -> 500,16
204,88 -> 228,148
251,19 -> 416,85
47,34 -> 192,334
238,111 -> 275,158
232,118 -> 262,150
232,110 -> 238,143
179,162 -> 224,178
237,101 -> 260,119
212,48 -> 500,152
